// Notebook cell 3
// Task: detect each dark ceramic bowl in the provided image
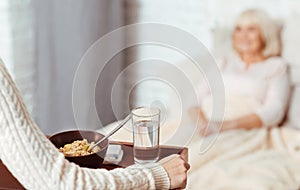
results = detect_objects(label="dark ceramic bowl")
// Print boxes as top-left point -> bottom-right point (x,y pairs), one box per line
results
49,130 -> 109,169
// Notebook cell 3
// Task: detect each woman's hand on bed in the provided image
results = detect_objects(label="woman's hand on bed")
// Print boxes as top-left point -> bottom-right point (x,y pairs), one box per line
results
199,114 -> 263,136
199,122 -> 219,136
188,107 -> 245,136
188,107 -> 208,125
199,125 -> 219,136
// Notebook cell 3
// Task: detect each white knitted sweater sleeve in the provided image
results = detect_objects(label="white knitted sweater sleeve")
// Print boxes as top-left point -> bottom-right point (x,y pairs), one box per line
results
0,60 -> 170,190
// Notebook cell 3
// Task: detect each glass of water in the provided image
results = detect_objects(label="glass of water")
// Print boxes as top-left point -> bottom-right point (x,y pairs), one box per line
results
132,107 -> 160,164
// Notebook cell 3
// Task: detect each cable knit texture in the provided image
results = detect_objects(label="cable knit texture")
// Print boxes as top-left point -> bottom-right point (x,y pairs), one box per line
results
0,59 -> 170,190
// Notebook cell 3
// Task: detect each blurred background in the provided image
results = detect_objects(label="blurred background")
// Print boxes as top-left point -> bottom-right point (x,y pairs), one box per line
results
0,0 -> 300,134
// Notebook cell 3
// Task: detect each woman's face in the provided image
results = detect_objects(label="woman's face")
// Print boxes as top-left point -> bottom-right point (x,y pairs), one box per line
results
233,22 -> 264,56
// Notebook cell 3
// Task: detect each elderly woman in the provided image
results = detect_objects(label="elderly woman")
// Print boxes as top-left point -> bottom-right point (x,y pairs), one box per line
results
0,59 -> 189,190
193,9 -> 291,136
186,10 -> 300,189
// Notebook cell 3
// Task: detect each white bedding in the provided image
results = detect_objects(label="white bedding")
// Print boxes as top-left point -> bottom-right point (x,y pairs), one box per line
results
187,127 -> 300,190
186,93 -> 300,189
98,94 -> 300,189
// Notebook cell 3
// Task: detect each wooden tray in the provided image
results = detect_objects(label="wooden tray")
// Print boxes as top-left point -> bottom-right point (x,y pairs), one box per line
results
0,141 -> 187,189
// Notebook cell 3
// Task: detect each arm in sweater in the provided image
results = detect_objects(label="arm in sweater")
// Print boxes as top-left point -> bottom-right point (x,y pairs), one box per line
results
0,60 -> 170,190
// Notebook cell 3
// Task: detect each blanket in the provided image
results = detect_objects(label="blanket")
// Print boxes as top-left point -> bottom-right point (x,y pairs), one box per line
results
98,116 -> 300,189
187,127 -> 300,190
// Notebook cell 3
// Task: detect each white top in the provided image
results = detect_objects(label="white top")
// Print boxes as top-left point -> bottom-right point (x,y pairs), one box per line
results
0,60 -> 170,190
198,55 -> 291,127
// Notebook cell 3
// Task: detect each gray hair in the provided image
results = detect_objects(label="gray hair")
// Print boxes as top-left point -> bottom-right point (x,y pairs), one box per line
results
233,9 -> 282,57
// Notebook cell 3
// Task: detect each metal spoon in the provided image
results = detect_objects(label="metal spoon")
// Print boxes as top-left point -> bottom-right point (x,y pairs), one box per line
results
88,114 -> 132,152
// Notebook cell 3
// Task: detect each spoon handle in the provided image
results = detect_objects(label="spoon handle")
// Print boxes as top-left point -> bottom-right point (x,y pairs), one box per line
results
89,114 -> 131,151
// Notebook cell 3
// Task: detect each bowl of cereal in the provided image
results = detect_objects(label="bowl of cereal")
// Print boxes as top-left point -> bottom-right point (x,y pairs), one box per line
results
49,130 -> 109,168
